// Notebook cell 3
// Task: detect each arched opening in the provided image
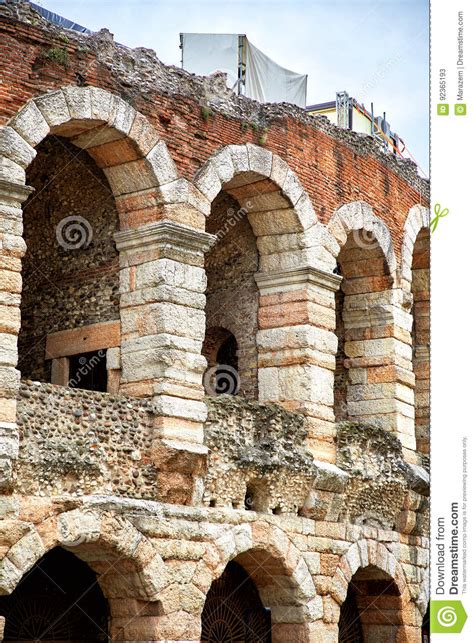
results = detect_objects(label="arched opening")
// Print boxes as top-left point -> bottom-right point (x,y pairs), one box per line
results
338,565 -> 404,642
201,560 -> 271,642
0,547 -> 109,642
18,135 -> 120,392
411,227 -> 430,455
202,545 -> 311,642
422,603 -> 430,642
203,191 -> 259,399
334,230 -> 393,423
202,326 -> 240,395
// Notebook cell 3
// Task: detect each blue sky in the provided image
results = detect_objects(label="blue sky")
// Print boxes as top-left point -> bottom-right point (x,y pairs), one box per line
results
36,0 -> 429,173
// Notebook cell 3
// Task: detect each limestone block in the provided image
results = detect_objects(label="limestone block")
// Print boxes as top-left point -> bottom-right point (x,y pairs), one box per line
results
34,90 -> 70,128
146,140 -> 178,185
106,347 -> 121,371
210,147 -> 234,184
9,100 -> 49,147
89,86 -> 114,122
159,179 -> 210,216
153,439 -> 207,475
282,167 -> 304,205
229,144 -> 250,174
109,95 -> 136,135
0,555 -> 21,594
194,160 -> 221,202
0,157 -> 25,185
153,395 -> 207,422
0,305 -> 20,335
0,426 -> 19,458
129,110 -> 160,155
7,529 -> 45,572
57,509 -> 101,547
294,191 -> 317,230
270,153 -> 289,187
0,332 -> 18,366
312,461 -> 349,493
233,523 -> 253,554
104,159 -> 156,195
62,86 -> 92,121
0,126 -> 36,169
247,143 -> 272,177
0,233 -> 27,259
303,551 -> 321,574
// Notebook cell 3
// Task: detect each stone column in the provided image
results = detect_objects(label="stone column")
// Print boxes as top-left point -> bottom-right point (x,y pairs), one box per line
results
343,287 -> 416,458
256,266 -> 341,463
0,179 -> 32,489
412,262 -> 430,456
114,219 -> 216,503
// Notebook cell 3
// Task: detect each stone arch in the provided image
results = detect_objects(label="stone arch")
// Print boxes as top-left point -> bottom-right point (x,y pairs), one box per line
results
200,521 -> 317,641
328,539 -> 421,641
1,86 -> 180,214
400,204 -> 430,293
328,202 -> 416,450
0,509 -> 166,601
193,144 -> 317,257
327,201 -> 397,278
0,85 -> 213,460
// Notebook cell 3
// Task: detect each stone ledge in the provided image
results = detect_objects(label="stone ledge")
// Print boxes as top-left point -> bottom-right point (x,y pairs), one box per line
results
114,220 -> 216,253
255,265 -> 342,295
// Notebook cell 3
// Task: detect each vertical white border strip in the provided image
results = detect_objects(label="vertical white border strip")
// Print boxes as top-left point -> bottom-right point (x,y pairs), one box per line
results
431,0 -> 473,637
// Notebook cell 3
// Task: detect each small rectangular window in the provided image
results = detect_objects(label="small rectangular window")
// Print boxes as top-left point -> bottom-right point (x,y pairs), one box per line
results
68,350 -> 107,392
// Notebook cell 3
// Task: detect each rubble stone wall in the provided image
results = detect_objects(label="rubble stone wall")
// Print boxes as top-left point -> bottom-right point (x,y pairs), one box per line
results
18,136 -> 120,381
0,4 -> 430,641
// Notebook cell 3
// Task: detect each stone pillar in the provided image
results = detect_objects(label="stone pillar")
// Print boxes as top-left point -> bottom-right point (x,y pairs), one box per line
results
412,263 -> 430,456
343,288 -> 416,458
256,266 -> 341,463
0,179 -> 32,489
109,600 -> 201,642
114,219 -> 216,503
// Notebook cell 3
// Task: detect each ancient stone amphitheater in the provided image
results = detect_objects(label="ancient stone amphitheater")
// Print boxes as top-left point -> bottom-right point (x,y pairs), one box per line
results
0,1 -> 429,641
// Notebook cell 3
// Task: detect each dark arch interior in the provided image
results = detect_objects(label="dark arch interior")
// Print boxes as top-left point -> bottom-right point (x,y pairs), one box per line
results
202,327 -> 240,396
0,547 -> 109,642
201,560 -> 271,642
18,135 -> 120,385
338,565 -> 402,643
203,190 -> 259,399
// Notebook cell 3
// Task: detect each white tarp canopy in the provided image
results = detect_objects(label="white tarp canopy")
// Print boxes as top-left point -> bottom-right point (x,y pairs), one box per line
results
181,33 -> 240,90
181,33 -> 307,107
245,40 -> 307,107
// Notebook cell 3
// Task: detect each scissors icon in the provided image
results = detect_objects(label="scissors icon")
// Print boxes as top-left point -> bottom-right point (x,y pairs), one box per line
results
430,203 -> 449,233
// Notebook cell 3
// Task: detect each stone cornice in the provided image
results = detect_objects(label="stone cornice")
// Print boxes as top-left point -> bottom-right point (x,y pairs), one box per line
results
114,221 -> 216,253
0,179 -> 34,205
254,266 -> 342,294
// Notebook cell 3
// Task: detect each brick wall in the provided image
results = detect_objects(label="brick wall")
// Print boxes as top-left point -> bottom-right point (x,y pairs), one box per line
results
0,12 -> 428,262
